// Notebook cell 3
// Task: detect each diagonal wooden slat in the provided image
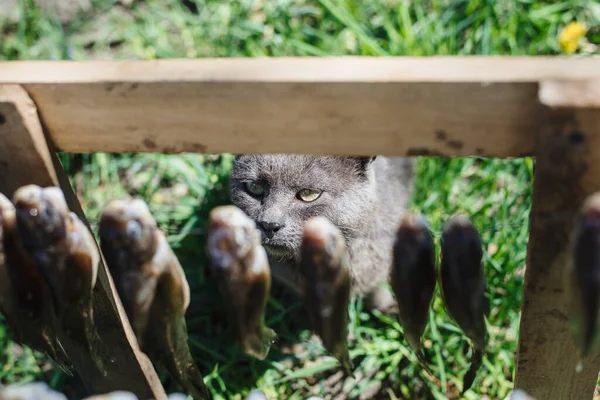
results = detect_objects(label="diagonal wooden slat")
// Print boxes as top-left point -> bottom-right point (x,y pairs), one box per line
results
0,84 -> 167,399
0,57 -> 596,157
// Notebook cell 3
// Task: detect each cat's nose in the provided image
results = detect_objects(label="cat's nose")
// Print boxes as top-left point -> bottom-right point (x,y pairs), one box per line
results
258,221 -> 284,238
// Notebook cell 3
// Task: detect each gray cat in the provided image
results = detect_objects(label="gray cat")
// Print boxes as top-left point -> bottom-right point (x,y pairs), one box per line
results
229,154 -> 416,313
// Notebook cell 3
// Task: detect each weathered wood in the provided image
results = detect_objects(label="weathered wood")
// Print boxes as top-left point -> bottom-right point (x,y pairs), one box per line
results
0,85 -> 167,399
22,80 -> 540,157
1,57 -> 599,83
0,57 -> 596,157
0,86 -> 58,197
515,97 -> 600,398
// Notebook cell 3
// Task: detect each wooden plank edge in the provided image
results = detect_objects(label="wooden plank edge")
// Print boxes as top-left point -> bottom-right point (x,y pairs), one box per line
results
0,56 -> 599,84
0,84 -> 168,399
0,86 -> 59,186
514,96 -> 600,398
50,149 -> 169,400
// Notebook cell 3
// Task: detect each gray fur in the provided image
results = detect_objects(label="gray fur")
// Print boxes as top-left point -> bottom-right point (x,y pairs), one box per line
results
229,154 -> 415,310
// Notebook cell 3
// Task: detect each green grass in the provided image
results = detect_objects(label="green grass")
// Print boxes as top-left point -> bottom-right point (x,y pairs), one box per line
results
0,0 -> 599,399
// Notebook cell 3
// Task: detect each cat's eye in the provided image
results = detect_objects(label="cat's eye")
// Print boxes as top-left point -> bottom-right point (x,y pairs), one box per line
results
245,181 -> 265,196
297,189 -> 322,202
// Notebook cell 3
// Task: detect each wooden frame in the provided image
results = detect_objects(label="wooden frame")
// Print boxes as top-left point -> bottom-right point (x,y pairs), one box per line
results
0,85 -> 166,399
0,56 -> 598,157
1,56 -> 600,399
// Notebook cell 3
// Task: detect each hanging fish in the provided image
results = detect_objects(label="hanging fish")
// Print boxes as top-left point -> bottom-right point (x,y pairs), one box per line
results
0,191 -> 72,375
389,212 -> 436,373
566,191 -> 600,369
12,185 -> 109,375
440,214 -> 488,394
98,198 -> 211,400
206,205 -> 277,360
298,216 -> 354,377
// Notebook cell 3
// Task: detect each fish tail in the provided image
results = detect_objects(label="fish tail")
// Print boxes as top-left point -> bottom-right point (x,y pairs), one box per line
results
407,334 -> 433,375
41,333 -> 74,376
241,326 -> 278,360
86,318 -> 113,376
256,325 -> 278,360
461,347 -> 483,394
262,326 -> 278,347
416,349 -> 433,376
163,322 -> 212,400
54,360 -> 75,377
415,348 -> 444,388
335,345 -> 355,379
184,363 -> 213,400
52,342 -> 74,377
64,303 -> 110,376
341,358 -> 355,379
164,350 -> 212,400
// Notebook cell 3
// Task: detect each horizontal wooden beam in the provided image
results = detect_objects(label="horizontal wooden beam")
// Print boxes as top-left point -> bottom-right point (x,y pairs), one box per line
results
2,57 -> 600,83
0,57 -> 598,157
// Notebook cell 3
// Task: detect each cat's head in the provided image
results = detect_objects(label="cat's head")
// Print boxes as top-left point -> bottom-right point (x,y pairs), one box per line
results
229,154 -> 377,261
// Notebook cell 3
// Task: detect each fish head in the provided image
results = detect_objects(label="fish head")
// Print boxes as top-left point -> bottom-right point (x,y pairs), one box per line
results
207,205 -> 261,272
98,198 -> 157,264
13,185 -> 68,249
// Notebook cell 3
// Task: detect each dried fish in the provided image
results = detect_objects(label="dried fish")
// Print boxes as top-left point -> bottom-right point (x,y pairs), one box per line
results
298,216 -> 353,377
440,214 -> 488,393
12,185 -> 109,375
0,191 -> 72,375
389,212 -> 436,373
207,205 -> 276,360
98,198 -> 211,400
566,191 -> 600,369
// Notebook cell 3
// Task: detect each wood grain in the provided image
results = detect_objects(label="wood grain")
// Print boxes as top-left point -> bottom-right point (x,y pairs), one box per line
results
514,103 -> 600,398
0,85 -> 58,197
0,56 -> 595,157
0,84 -> 167,400
1,57 -> 599,83
22,80 -> 541,157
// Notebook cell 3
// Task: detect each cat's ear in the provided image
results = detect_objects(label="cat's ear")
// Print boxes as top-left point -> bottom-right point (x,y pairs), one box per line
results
346,156 -> 376,176
351,156 -> 377,170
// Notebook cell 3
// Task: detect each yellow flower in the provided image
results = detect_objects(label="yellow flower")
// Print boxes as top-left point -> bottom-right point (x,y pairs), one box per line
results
558,21 -> 588,54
